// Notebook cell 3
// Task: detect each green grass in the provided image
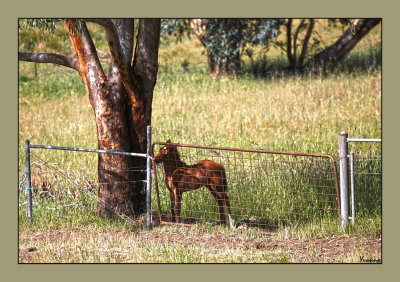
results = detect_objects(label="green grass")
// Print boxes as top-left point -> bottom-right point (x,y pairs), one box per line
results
151,69 -> 381,154
18,66 -> 381,228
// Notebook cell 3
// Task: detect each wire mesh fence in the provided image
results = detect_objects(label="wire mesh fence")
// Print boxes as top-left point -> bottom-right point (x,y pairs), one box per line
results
336,137 -> 382,227
19,151 -> 99,224
18,143 -> 151,226
351,154 -> 382,217
348,139 -> 382,219
19,138 -> 344,232
152,141 -> 340,231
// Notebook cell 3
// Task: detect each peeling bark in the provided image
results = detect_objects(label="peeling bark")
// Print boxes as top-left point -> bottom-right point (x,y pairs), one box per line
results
65,19 -> 160,217
65,20 -> 134,216
19,19 -> 161,217
62,19 -> 160,217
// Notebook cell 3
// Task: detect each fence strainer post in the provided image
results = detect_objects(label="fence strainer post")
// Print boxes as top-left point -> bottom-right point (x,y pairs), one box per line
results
25,140 -> 33,223
339,132 -> 349,230
146,125 -> 152,230
350,151 -> 355,225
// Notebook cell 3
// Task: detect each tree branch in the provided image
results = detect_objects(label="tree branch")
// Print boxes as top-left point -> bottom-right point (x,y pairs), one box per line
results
18,52 -> 78,70
190,19 -> 207,47
293,19 -> 306,69
298,19 -> 315,67
133,19 -> 161,95
65,19 -> 106,104
115,19 -> 134,66
274,42 -> 287,53
86,19 -> 132,79
286,19 -> 294,67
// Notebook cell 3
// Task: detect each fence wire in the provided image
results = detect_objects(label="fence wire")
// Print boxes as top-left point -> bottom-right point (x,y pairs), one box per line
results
18,151 -> 150,226
19,141 -> 344,231
152,142 -> 340,231
351,154 -> 382,217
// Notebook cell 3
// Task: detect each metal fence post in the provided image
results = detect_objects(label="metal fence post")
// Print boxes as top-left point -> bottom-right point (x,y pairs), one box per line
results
350,151 -> 355,225
339,132 -> 349,230
146,125 -> 152,230
25,140 -> 33,223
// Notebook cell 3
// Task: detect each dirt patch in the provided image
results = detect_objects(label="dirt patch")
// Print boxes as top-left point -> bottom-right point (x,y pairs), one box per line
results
19,227 -> 382,263
136,228 -> 381,263
256,235 -> 381,262
19,246 -> 39,263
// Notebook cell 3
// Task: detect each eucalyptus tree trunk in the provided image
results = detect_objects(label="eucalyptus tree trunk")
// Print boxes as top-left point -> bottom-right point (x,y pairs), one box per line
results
206,53 -> 239,78
190,19 -> 239,78
19,19 -> 161,217
285,19 -> 315,70
307,18 -> 381,71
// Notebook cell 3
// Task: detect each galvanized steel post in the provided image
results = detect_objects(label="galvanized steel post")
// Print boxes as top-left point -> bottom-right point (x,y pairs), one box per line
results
25,140 -> 33,223
350,151 -> 355,225
146,125 -> 152,230
339,132 -> 349,230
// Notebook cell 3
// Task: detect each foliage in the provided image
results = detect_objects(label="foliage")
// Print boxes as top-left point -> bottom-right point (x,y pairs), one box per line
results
162,19 -> 282,73
327,18 -> 352,28
19,18 -> 85,36
161,19 -> 192,42
203,19 -> 281,65
19,19 -> 61,33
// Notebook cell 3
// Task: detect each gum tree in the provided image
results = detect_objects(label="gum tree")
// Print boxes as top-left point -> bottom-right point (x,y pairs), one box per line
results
273,18 -> 381,72
19,19 -> 161,218
306,18 -> 381,71
162,19 -> 282,77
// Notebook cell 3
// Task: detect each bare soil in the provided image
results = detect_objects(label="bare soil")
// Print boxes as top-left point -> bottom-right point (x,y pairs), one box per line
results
19,226 -> 381,263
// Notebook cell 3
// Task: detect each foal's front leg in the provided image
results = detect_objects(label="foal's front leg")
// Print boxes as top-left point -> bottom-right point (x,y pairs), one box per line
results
165,181 -> 176,222
173,189 -> 183,223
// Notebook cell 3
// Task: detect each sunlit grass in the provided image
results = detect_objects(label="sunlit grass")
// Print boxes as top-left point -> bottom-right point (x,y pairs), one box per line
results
152,69 -> 381,155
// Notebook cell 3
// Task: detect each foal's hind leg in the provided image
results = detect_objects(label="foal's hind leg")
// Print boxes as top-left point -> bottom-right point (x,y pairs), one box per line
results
217,191 -> 235,229
207,186 -> 227,225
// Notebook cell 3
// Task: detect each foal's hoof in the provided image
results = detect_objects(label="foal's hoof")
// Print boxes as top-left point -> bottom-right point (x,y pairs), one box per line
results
228,214 -> 236,229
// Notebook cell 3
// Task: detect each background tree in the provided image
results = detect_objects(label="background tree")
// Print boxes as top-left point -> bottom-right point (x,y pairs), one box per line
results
274,19 -> 316,70
163,18 -> 380,76
162,19 -> 282,78
306,18 -> 381,71
19,18 -> 161,218
274,18 -> 380,72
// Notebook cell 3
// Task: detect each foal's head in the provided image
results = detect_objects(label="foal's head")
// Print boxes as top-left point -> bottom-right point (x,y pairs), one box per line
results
155,140 -> 180,164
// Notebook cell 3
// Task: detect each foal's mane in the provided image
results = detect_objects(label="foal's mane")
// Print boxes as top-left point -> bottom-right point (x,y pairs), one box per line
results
166,143 -> 186,166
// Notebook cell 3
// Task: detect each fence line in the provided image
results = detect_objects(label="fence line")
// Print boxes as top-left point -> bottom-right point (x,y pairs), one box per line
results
349,152 -> 382,223
29,144 -> 148,158
21,126 -> 153,229
338,132 -> 381,229
26,153 -> 137,225
152,141 -> 340,231
21,131 -> 383,233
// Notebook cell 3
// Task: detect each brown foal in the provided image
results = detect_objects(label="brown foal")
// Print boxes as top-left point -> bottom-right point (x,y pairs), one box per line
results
155,140 -> 235,228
